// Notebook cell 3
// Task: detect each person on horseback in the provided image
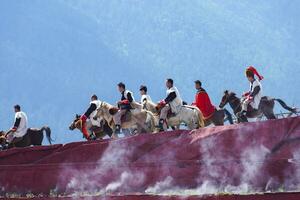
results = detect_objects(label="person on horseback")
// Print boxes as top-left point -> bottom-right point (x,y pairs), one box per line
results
79,94 -> 101,140
158,78 -> 183,131
5,105 -> 28,144
192,80 -> 216,120
238,66 -> 263,121
140,85 -> 152,103
113,82 -> 136,134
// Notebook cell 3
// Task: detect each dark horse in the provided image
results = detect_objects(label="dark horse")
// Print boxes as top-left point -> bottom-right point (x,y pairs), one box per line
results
0,126 -> 53,149
69,114 -> 113,140
219,90 -> 298,122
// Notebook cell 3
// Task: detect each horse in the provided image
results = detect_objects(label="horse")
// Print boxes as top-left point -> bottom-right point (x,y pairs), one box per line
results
201,108 -> 234,126
94,101 -> 156,137
0,126 -> 53,149
219,90 -> 298,122
69,114 -> 113,139
142,99 -> 205,131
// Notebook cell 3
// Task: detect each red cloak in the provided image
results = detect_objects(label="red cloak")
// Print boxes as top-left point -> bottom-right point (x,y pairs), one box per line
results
192,89 -> 215,119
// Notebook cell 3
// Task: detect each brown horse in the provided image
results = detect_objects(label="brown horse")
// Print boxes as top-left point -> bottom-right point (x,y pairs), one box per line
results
69,114 -> 113,139
219,90 -> 298,122
0,126 -> 52,149
202,108 -> 234,126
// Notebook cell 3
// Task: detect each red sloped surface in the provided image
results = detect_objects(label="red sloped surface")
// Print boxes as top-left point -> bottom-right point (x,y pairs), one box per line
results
2,193 -> 300,200
0,117 -> 299,198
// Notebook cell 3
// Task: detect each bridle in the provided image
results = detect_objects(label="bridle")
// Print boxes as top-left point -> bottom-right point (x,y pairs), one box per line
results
228,95 -> 242,113
221,93 -> 241,114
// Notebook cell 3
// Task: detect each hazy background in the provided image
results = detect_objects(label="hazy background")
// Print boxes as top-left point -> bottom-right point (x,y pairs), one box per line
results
0,0 -> 299,144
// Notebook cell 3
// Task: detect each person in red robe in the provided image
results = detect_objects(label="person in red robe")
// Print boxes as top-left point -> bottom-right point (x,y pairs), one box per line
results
192,80 -> 216,120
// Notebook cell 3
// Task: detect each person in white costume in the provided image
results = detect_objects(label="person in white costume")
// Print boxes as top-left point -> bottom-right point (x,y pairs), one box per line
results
139,85 -> 152,103
238,66 -> 264,122
6,105 -> 28,144
113,82 -> 137,134
158,79 -> 183,131
79,94 -> 101,140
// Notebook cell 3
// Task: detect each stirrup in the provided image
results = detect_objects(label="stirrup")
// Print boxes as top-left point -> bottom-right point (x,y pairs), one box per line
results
115,125 -> 121,134
158,119 -> 164,131
89,134 -> 96,140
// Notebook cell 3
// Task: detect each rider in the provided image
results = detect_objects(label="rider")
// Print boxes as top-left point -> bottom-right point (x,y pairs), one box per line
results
6,105 -> 28,144
158,79 -> 183,131
192,80 -> 216,120
140,85 -> 152,103
80,94 -> 100,140
239,66 -> 263,120
113,82 -> 136,134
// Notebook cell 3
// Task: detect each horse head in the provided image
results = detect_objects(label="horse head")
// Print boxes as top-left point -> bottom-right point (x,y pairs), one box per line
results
219,90 -> 239,109
142,99 -> 150,110
155,103 -> 163,113
0,131 -> 6,146
69,114 -> 81,130
0,131 -> 5,136
219,90 -> 231,108
143,100 -> 159,114
96,101 -> 107,117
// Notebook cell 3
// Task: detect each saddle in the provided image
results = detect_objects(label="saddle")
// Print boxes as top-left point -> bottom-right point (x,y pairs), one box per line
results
167,110 -> 176,118
156,105 -> 176,118
90,126 -> 103,133
246,108 -> 260,118
121,112 -> 132,123
245,97 -> 270,118
108,107 -> 132,123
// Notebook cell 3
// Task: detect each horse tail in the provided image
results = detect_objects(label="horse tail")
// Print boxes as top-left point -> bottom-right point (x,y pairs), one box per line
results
224,108 -> 234,124
41,126 -> 53,144
191,106 -> 204,128
198,110 -> 205,128
274,99 -> 297,113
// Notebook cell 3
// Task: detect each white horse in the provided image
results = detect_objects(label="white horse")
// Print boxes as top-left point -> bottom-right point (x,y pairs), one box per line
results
95,101 -> 156,138
142,99 -> 205,131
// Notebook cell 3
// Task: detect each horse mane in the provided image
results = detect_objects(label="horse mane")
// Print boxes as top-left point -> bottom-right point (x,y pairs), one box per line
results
145,100 -> 157,106
102,101 -> 115,109
144,100 -> 158,113
229,91 -> 237,97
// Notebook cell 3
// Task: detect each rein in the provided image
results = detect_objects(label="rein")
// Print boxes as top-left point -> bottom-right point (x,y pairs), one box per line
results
229,97 -> 242,114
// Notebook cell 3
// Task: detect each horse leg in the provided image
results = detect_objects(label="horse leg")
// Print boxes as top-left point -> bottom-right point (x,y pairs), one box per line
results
237,111 -> 248,123
112,132 -> 119,139
262,110 -> 276,120
261,100 -> 276,120
223,109 -> 234,124
211,111 -> 224,126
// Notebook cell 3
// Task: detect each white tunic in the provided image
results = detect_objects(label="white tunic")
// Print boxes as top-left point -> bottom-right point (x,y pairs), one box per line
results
141,94 -> 152,103
166,86 -> 183,113
124,90 -> 135,102
90,100 -> 102,126
14,111 -> 28,138
250,79 -> 262,109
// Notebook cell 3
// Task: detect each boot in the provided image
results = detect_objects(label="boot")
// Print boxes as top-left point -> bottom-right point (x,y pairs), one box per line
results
115,125 -> 121,134
159,119 -> 164,132
89,134 -> 97,141
238,111 -> 248,123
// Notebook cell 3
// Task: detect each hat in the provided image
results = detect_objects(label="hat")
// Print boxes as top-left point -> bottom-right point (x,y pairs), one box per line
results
246,66 -> 264,81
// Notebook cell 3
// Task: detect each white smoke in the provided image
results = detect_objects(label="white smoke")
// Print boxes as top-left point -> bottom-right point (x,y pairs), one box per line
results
145,176 -> 175,194
62,139 -> 145,197
240,145 -> 270,184
61,122 -> 299,197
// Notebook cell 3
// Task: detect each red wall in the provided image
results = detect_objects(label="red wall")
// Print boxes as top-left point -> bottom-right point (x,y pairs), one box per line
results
0,117 -> 299,197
